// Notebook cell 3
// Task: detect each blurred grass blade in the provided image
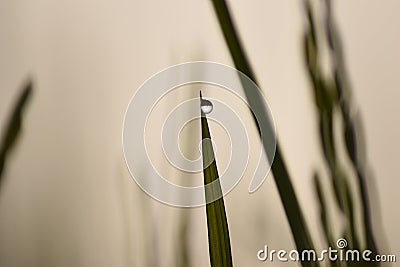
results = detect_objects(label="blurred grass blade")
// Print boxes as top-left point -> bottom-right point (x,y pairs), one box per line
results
200,92 -> 233,267
0,80 -> 33,181
210,1 -> 318,263
314,172 -> 345,267
177,211 -> 191,267
210,0 -> 254,79
323,0 -> 379,254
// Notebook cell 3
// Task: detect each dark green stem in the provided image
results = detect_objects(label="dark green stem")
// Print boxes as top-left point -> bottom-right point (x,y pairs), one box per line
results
0,80 -> 33,183
201,92 -> 233,267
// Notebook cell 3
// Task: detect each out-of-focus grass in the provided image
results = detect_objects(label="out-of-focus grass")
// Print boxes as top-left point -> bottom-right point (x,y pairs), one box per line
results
176,211 -> 191,267
0,80 -> 33,184
304,0 -> 379,265
210,1 -> 318,266
210,0 -> 382,266
200,92 -> 233,267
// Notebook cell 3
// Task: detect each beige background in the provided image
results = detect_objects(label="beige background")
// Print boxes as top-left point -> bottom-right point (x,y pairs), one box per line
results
0,0 -> 399,266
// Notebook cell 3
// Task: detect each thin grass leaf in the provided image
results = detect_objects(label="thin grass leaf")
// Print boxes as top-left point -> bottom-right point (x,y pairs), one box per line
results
176,211 -> 191,267
313,172 -> 342,267
210,2 -> 318,265
200,92 -> 233,267
0,80 -> 33,182
343,177 -> 360,250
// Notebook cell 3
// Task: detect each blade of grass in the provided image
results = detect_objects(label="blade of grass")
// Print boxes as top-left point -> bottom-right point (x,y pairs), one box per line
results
210,1 -> 318,264
0,80 -> 33,182
313,172 -> 343,267
177,211 -> 191,267
200,92 -> 233,267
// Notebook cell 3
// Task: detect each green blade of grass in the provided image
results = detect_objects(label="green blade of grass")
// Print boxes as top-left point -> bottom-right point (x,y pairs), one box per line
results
0,80 -> 33,182
200,92 -> 233,267
210,1 -> 318,264
313,172 -> 343,267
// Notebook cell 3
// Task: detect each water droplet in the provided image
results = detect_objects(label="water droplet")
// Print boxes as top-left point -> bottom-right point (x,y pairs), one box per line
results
201,99 -> 213,114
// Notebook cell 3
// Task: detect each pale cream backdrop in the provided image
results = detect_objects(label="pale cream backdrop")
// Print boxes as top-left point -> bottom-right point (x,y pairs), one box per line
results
0,0 -> 399,267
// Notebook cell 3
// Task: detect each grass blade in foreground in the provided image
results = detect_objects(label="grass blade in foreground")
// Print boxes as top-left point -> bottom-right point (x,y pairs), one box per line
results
0,80 -> 33,182
200,92 -> 233,267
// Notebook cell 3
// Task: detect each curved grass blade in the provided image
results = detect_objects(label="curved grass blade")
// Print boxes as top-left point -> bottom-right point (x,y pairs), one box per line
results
313,172 -> 343,267
0,80 -> 33,182
200,92 -> 233,267
210,2 -> 318,265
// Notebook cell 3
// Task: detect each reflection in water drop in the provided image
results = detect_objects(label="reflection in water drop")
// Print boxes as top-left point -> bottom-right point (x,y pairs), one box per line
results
201,99 -> 213,114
